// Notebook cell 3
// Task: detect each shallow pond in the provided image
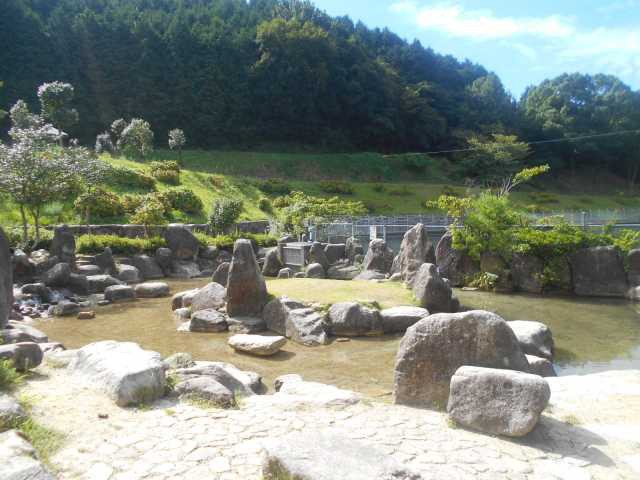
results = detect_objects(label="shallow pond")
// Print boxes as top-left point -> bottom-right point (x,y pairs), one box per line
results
36,279 -> 640,397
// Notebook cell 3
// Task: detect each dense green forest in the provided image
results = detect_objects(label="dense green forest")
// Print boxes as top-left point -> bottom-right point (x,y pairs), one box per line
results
1,0 -> 639,185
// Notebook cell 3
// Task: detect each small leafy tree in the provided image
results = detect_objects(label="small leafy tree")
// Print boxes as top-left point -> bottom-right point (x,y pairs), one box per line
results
9,100 -> 41,131
0,126 -> 105,243
459,134 -> 531,186
118,118 -> 154,159
37,82 -> 79,136
209,198 -> 243,234
130,198 -> 167,237
168,129 -> 186,163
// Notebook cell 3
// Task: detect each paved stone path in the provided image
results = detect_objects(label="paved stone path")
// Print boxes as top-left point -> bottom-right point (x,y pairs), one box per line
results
20,367 -> 640,480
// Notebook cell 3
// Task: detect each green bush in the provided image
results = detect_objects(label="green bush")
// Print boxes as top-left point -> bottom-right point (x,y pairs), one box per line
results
195,232 -> 278,250
105,165 -> 156,191
149,161 -> 181,185
122,192 -> 172,217
372,184 -> 386,193
73,187 -> 125,220
209,198 -> 243,234
255,178 -> 291,195
258,197 -> 272,213
77,234 -> 167,254
130,199 -> 168,234
159,188 -> 203,215
388,186 -> 412,196
318,180 -> 354,195
5,226 -> 54,250
0,360 -> 23,392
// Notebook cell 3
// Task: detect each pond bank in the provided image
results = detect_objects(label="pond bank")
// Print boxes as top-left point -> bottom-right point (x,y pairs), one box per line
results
19,365 -> 640,479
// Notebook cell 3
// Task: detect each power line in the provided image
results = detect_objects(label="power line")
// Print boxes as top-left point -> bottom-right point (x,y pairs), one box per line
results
383,129 -> 640,157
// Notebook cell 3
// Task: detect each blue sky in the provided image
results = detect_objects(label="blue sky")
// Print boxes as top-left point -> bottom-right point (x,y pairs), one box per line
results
313,0 -> 640,98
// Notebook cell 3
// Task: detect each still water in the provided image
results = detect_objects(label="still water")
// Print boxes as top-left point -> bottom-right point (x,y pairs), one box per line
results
37,280 -> 640,397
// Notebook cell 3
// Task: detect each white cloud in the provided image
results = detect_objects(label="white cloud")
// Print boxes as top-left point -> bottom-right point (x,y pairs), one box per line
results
390,2 -> 640,85
389,2 -> 574,40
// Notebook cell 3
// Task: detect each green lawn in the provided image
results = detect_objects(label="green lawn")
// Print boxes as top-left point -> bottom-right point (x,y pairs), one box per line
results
266,278 -> 417,309
1,148 -> 639,230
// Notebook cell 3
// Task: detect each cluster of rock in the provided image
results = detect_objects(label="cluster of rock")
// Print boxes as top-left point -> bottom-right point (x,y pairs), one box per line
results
394,309 -> 556,437
435,227 -> 640,300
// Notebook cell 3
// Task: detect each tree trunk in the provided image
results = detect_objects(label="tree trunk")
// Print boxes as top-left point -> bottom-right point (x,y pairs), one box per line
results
32,206 -> 41,245
19,205 -> 28,244
628,163 -> 639,193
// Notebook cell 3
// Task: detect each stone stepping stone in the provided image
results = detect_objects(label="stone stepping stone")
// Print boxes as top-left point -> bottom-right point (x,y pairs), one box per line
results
228,334 -> 286,356
134,282 -> 170,298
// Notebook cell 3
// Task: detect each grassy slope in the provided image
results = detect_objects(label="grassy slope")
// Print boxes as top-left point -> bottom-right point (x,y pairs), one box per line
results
1,148 -> 639,228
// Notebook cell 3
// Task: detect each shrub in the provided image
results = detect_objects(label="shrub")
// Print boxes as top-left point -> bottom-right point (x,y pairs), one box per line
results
149,161 -> 181,185
77,234 -> 166,255
255,178 -> 291,195
209,175 -> 226,188
159,187 -> 203,215
388,186 -> 412,196
372,184 -> 386,193
440,185 -> 459,197
195,232 -> 278,250
318,180 -> 354,195
95,132 -> 115,156
73,187 -> 124,221
0,359 -> 23,391
209,198 -> 243,234
118,118 -> 154,159
130,198 -> 167,235
106,165 -> 156,191
258,197 -> 272,213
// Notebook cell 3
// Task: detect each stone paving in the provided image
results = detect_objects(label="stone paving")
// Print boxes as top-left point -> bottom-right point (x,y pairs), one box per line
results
19,367 -> 640,480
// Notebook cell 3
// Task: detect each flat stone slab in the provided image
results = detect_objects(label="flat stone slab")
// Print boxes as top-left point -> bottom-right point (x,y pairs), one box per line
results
0,430 -> 54,479
262,430 -> 423,480
189,309 -> 228,333
134,282 -> 170,298
228,334 -> 287,356
380,306 -> 429,333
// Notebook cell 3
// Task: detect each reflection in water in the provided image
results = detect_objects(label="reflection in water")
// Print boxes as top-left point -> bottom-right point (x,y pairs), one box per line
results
37,280 -> 640,396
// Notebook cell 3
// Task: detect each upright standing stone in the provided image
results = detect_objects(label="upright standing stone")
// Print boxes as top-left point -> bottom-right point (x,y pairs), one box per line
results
94,247 -> 117,275
163,224 -> 200,261
394,310 -> 529,409
362,239 -> 394,274
309,242 -> 330,271
262,248 -> 283,277
435,232 -> 479,287
50,225 -> 76,268
0,227 -> 12,329
226,239 -> 268,317
391,224 -> 435,286
570,246 -> 628,297
412,263 -> 455,313
627,249 -> 640,287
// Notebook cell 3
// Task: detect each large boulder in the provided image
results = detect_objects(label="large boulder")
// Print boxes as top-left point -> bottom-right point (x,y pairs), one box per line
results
394,310 -> 529,409
412,263 -> 455,313
507,320 -> 555,360
190,282 -> 226,312
435,232 -> 479,287
526,354 -> 557,377
49,300 -> 80,317
163,224 -> 200,260
212,262 -> 230,285
306,263 -> 326,279
129,254 -> 164,280
68,341 -> 165,406
345,237 -> 364,264
155,247 -> 172,274
173,361 -> 264,397
0,227 -> 12,329
262,248 -> 283,277
0,430 -> 55,480
12,249 -> 36,283
104,284 -> 136,303
570,246 -> 628,297
327,302 -> 382,337
228,334 -> 287,356
87,274 -> 123,293
0,342 -> 43,371
189,309 -> 228,333
326,263 -> 360,280
134,282 -> 170,298
511,253 -> 544,294
226,239 -> 268,317
94,247 -> 117,275
68,273 -> 89,295
309,242 -> 330,271
262,431 -> 422,480
50,225 -> 76,267
362,239 -> 394,274
391,224 -> 435,285
173,376 -> 235,408
628,249 -> 640,286
116,264 -> 142,283
171,288 -> 199,310
263,297 -> 328,346
324,243 -> 346,264
41,262 -> 71,287
30,250 -> 57,277
380,306 -> 429,334
447,366 -> 550,437
277,268 -> 293,279
5,322 -> 48,343
168,260 -> 201,279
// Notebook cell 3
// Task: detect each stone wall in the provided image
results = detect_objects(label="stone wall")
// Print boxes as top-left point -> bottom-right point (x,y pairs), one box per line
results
45,221 -> 270,239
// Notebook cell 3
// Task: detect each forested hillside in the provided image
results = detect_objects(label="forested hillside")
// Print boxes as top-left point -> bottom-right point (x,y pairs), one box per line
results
1,0 -> 640,185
